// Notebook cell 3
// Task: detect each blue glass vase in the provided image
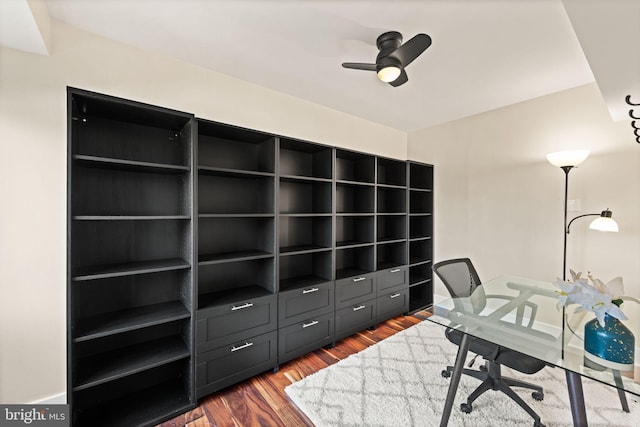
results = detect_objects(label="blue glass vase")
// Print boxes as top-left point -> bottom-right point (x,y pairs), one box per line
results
584,313 -> 635,371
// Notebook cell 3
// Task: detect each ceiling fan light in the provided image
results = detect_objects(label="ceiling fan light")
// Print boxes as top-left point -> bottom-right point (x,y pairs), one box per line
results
377,66 -> 401,83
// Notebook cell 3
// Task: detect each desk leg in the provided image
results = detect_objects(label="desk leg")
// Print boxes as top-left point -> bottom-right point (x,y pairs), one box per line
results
440,333 -> 470,427
612,370 -> 630,413
566,371 -> 588,426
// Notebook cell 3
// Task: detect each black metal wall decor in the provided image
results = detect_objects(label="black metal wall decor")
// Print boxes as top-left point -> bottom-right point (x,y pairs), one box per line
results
625,95 -> 640,144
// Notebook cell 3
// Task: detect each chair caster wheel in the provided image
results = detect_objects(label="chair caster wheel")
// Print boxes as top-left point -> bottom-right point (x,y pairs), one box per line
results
533,421 -> 545,427
460,403 -> 472,414
532,391 -> 544,401
441,370 -> 451,378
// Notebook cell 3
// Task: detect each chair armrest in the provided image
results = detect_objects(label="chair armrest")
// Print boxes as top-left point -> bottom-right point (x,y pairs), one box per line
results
446,309 -> 559,361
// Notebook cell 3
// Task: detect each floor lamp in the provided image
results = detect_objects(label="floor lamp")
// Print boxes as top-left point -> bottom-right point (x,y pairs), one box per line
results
546,149 -> 620,427
546,150 -> 619,281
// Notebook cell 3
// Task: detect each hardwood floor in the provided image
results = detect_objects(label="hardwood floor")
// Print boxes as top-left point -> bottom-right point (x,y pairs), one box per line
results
158,313 -> 426,427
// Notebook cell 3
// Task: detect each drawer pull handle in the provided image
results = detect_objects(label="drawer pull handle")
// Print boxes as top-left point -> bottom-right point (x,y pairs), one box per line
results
302,287 -> 319,294
231,302 -> 254,311
353,277 -> 367,282
231,342 -> 254,352
302,320 -> 319,328
390,268 -> 402,273
353,305 -> 366,311
390,293 -> 401,299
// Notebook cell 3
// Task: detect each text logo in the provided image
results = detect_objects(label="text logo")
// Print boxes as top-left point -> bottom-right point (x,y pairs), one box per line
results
0,406 -> 69,427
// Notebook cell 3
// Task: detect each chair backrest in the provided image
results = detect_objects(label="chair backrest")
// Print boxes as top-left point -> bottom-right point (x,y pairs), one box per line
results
433,258 -> 486,313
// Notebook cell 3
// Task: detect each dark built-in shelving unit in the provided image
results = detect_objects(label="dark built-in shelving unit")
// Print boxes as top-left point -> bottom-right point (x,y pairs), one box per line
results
408,161 -> 434,311
67,88 -> 195,427
194,119 -> 278,398
277,140 -> 335,364
374,157 -> 409,324
335,149 -> 376,282
279,139 -> 333,291
68,88 -> 434,427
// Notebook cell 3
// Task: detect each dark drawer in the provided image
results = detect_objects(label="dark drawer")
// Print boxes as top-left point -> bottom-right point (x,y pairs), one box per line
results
196,331 -> 277,398
278,281 -> 334,327
278,312 -> 334,364
376,266 -> 408,294
335,273 -> 375,309
377,288 -> 409,322
196,294 -> 277,354
334,298 -> 376,341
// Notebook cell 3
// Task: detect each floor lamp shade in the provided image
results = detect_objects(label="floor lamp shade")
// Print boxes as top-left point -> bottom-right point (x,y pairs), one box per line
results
589,210 -> 619,232
546,150 -> 590,168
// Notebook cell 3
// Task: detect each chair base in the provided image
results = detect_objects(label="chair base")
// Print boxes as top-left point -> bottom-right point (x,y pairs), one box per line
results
444,362 -> 545,427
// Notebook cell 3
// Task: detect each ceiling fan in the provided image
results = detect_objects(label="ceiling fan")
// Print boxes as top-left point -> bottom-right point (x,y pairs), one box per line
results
342,31 -> 432,87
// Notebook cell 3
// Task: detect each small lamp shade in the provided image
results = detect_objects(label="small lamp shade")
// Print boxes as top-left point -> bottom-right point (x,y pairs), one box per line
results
547,150 -> 590,168
589,209 -> 619,232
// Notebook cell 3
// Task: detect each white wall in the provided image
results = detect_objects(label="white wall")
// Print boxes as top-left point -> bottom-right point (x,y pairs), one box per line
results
0,19 -> 407,404
408,83 -> 640,325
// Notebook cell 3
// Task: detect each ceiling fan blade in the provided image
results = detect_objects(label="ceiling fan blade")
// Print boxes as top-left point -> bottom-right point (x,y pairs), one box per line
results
389,33 -> 432,67
389,69 -> 408,87
342,62 -> 377,71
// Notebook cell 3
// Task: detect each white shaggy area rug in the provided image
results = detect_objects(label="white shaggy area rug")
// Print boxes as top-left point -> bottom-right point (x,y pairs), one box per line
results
285,319 -> 639,427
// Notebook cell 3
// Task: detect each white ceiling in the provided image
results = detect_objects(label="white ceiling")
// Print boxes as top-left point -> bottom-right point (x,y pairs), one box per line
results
1,0 -> 638,132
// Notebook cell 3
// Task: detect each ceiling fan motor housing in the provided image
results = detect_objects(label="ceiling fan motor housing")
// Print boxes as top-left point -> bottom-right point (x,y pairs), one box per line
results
376,31 -> 403,63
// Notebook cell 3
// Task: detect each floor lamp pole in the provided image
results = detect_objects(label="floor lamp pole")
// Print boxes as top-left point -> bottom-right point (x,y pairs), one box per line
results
548,150 -> 590,425
560,165 -> 573,359
562,166 -> 572,281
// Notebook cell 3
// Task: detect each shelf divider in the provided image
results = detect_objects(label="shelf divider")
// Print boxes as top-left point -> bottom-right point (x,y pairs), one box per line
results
72,258 -> 190,282
74,336 -> 190,391
74,154 -> 189,174
73,301 -> 190,343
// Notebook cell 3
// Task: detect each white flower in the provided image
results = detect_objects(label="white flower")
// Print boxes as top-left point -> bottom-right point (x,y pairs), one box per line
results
554,270 -> 628,327
592,275 -> 624,300
554,270 -> 585,309
554,279 -> 580,310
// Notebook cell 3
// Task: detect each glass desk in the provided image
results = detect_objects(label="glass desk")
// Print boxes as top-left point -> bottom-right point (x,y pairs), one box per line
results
425,275 -> 639,427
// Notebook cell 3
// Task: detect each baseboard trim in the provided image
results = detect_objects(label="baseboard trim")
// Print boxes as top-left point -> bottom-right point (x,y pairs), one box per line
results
31,392 -> 67,405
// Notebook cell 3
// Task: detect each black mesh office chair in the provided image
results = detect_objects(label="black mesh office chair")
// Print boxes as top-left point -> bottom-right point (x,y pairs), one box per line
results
433,258 -> 546,427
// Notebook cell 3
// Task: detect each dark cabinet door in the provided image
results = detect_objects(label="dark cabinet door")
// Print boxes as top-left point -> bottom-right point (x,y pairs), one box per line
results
376,266 -> 408,293
278,281 -> 334,327
196,294 -> 277,354
335,274 -> 376,309
335,299 -> 377,341
196,331 -> 277,398
278,312 -> 334,363
377,288 -> 410,322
